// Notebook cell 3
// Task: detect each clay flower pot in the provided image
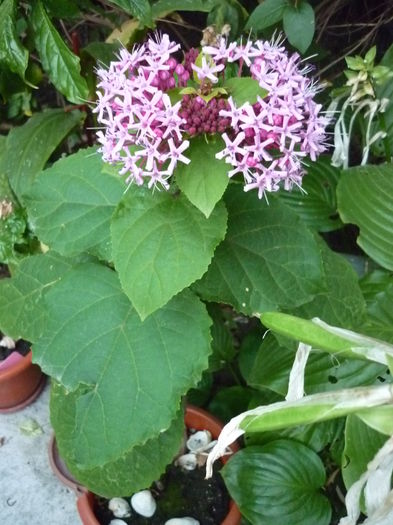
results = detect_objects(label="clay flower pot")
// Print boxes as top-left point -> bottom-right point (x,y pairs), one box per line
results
0,349 -> 45,413
49,405 -> 241,525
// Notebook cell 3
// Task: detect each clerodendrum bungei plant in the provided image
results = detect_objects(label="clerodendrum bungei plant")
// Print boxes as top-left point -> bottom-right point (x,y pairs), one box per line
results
0,28 -> 391,524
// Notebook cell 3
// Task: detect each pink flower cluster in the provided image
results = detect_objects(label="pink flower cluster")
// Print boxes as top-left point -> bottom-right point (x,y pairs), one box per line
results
94,33 -> 329,197
202,35 -> 330,198
94,34 -> 190,189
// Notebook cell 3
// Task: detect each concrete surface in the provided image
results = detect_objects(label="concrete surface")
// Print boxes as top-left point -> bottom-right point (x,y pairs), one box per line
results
0,384 -> 82,525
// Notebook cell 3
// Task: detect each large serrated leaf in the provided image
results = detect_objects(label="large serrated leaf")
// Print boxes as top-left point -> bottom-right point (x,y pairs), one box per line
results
194,185 -> 324,315
33,263 -> 212,468
51,382 -> 185,496
25,147 -> 124,260
279,157 -> 342,232
176,135 -> 229,218
0,0 -> 28,79
111,188 -> 227,320
31,0 -> 89,104
222,441 -> 331,525
0,252 -> 77,342
2,108 -> 83,203
337,164 -> 393,271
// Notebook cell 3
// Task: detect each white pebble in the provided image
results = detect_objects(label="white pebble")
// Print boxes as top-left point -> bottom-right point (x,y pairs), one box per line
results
131,489 -> 157,517
175,453 -> 197,471
165,518 -> 200,525
186,430 -> 212,452
109,520 -> 128,525
108,497 -> 131,518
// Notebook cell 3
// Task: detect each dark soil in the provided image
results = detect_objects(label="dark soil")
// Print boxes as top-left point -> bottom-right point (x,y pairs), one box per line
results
95,461 -> 230,525
0,339 -> 30,362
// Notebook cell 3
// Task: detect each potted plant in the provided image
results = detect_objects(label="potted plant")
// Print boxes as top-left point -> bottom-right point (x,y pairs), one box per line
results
49,405 -> 241,525
0,333 -> 44,412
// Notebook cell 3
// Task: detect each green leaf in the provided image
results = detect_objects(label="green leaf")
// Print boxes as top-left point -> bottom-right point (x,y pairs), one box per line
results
342,415 -> 387,491
245,0 -> 289,31
0,0 -> 29,79
248,332 -> 385,397
51,382 -> 185,497
108,0 -> 152,26
0,207 -> 27,264
222,441 -> 331,525
208,386 -> 254,422
283,1 -> 315,54
152,0 -> 217,18
194,186 -> 324,316
33,263 -> 212,468
25,147 -> 124,260
111,188 -> 227,320
360,270 -> 393,343
0,252 -> 77,342
176,135 -> 229,218
357,405 -> 393,435
42,0 -> 80,18
1,108 -> 83,203
31,0 -> 89,104
225,77 -> 268,106
337,164 -> 393,271
279,157 -> 342,232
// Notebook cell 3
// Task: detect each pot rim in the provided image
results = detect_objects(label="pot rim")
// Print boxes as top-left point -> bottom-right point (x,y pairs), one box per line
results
0,349 -> 33,380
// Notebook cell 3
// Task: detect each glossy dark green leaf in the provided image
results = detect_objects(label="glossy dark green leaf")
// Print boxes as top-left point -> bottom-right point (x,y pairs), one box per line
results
194,186 -> 324,316
343,415 -> 387,491
337,164 -> 393,271
2,109 -> 83,203
279,157 -> 342,232
245,0 -> 289,31
31,0 -> 89,104
222,441 -> 331,525
0,0 -> 28,79
283,1 -> 315,54
33,263 -> 212,468
152,0 -> 216,17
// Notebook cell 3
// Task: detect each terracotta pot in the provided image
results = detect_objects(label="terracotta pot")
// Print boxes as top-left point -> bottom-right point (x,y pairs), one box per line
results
0,349 -> 45,413
49,405 -> 241,525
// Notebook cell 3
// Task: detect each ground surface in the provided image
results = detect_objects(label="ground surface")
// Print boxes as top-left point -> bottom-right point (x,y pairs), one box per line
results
0,384 -> 81,525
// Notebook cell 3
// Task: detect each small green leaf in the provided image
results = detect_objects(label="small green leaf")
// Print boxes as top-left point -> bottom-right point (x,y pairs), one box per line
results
0,0 -> 29,79
222,441 -> 331,525
111,187 -> 228,319
176,135 -> 229,217
31,0 -> 89,104
225,77 -> 268,106
1,109 -> 83,203
33,263 -> 212,468
108,0 -> 153,26
283,1 -> 315,54
194,186 -> 324,316
337,164 -> 393,271
245,0 -> 289,31
25,147 -> 124,260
